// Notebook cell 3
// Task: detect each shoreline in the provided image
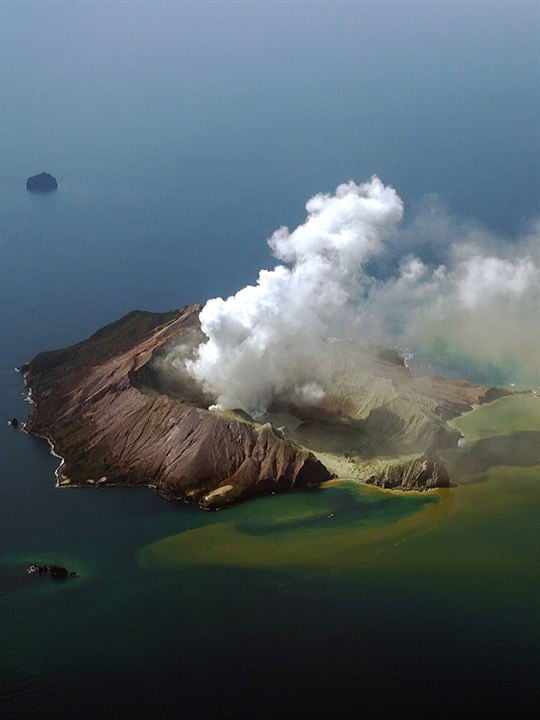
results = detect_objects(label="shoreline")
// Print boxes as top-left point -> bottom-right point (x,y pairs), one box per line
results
21,368 -> 209,504
448,392 -> 535,447
21,368 -> 65,487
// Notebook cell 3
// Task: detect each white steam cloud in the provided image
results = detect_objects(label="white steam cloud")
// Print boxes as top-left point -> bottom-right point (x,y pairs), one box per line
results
186,177 -> 403,413
185,177 -> 540,412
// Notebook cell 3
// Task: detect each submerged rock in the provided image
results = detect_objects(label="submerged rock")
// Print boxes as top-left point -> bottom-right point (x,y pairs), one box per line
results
26,172 -> 58,192
8,417 -> 19,428
49,565 -> 69,579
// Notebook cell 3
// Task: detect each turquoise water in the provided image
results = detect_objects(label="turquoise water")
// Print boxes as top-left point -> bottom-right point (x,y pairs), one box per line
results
1,2 -> 539,718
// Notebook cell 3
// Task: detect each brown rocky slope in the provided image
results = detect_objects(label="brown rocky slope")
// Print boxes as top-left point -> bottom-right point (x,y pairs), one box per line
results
23,306 -> 331,508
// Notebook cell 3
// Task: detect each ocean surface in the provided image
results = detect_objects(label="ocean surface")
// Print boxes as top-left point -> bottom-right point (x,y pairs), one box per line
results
1,2 -> 539,718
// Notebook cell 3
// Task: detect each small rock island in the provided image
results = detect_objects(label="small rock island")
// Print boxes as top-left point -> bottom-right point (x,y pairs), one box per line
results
27,563 -> 78,579
26,172 -> 58,192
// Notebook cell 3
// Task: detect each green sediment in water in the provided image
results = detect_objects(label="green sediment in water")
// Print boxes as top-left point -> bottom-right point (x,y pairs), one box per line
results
139,482 -> 438,570
140,395 -> 540,583
444,394 -> 540,482
451,393 -> 540,442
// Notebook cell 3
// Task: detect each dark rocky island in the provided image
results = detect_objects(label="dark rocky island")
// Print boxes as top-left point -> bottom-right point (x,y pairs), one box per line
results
27,563 -> 78,579
26,172 -> 58,192
22,306 -> 508,507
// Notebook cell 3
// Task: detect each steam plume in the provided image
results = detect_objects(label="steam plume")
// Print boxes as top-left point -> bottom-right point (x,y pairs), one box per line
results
184,177 -> 540,412
186,177 -> 403,413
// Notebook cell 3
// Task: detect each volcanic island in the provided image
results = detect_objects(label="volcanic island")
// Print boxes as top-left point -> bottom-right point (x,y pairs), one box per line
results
22,305 -> 508,508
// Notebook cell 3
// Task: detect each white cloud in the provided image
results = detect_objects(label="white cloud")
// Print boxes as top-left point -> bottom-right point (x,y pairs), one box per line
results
455,255 -> 537,310
181,177 -> 540,411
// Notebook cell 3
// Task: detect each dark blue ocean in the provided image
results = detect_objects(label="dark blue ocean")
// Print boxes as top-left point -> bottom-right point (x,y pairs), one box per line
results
1,2 -> 539,718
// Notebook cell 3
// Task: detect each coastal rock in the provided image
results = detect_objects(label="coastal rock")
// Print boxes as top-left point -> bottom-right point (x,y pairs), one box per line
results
8,417 -> 19,428
26,172 -> 58,192
26,563 -> 78,578
49,565 -> 69,579
24,307 -> 331,508
364,454 -> 450,491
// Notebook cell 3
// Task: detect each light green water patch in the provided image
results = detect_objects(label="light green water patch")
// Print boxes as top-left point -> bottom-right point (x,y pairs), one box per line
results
139,482 -> 438,571
370,464 -> 540,637
382,464 -> 540,570
444,394 -> 540,483
139,463 -> 540,637
140,395 -> 540,589
451,393 -> 540,443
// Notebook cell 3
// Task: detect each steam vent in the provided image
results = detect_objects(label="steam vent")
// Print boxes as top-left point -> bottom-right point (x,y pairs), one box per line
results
26,172 -> 58,192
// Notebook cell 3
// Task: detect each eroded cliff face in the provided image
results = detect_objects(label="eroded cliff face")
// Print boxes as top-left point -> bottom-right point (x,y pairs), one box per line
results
364,455 -> 450,491
23,306 -> 331,508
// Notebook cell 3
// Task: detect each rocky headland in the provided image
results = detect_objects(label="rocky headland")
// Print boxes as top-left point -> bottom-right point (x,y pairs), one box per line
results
22,306 -> 508,506
364,454 -> 450,491
23,307 -> 331,508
